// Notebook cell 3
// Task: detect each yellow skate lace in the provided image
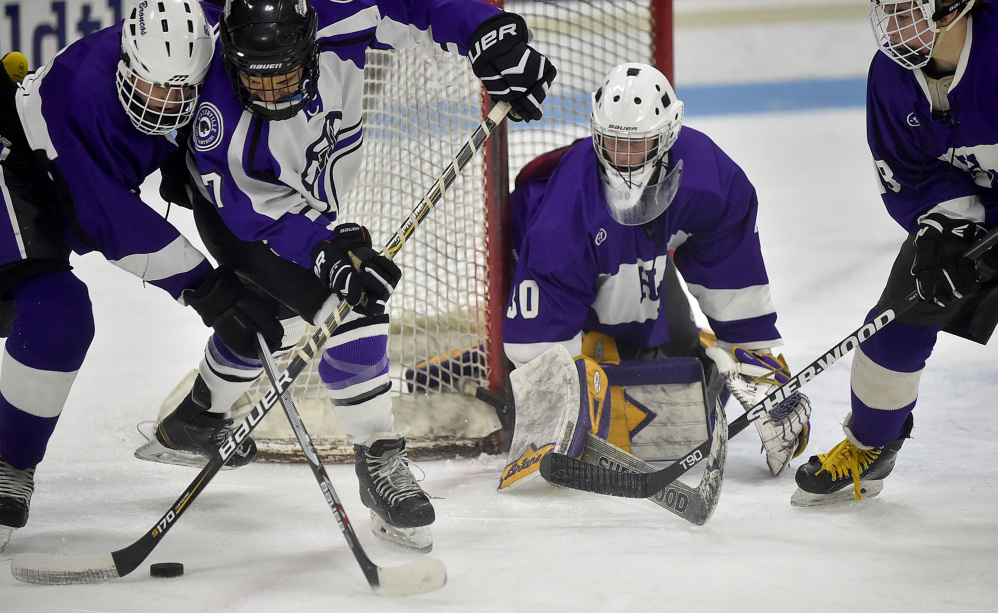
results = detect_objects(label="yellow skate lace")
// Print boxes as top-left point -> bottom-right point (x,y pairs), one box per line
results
815,440 -> 882,501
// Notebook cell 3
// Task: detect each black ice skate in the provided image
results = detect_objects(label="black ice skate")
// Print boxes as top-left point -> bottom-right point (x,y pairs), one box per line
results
0,456 -> 34,552
134,375 -> 257,469
355,433 -> 435,552
791,414 -> 912,507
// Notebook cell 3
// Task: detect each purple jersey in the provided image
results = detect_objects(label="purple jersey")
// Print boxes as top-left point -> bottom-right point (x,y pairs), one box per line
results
11,22 -> 210,300
189,0 -> 499,268
867,3 -> 998,233
504,132 -> 781,366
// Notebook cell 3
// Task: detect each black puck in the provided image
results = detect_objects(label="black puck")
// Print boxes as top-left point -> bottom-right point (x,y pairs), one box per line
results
150,562 -> 184,578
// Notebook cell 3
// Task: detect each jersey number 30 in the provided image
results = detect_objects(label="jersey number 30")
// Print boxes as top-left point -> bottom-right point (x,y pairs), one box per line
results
507,279 -> 540,320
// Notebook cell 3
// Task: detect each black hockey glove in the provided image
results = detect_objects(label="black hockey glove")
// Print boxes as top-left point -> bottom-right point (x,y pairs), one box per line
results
468,12 -> 556,122
184,267 -> 284,357
911,213 -> 981,307
311,223 -> 401,316
159,144 -> 195,210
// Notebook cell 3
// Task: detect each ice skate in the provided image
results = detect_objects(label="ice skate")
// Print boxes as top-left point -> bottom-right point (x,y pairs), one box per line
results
355,433 -> 435,552
135,376 -> 257,469
0,456 -> 34,552
791,414 -> 912,507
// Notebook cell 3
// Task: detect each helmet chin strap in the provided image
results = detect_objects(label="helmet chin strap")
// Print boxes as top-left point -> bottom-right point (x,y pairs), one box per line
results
927,1 -> 972,67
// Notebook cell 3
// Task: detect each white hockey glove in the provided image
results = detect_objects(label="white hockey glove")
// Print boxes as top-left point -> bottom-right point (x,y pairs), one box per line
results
705,346 -> 810,476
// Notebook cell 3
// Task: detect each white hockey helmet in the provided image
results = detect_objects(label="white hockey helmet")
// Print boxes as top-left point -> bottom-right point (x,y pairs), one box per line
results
869,0 -> 975,70
591,62 -> 684,226
117,0 -> 214,135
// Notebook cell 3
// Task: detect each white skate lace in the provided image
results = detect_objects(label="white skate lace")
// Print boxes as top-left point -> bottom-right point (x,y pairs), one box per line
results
369,448 -> 425,506
0,459 -> 35,503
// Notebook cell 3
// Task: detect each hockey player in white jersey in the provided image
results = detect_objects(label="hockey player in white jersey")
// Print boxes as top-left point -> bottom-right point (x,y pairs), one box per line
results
499,64 -> 810,490
135,0 -> 555,550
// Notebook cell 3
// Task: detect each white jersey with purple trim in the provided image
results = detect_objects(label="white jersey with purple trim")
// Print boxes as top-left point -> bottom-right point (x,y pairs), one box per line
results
190,0 -> 500,268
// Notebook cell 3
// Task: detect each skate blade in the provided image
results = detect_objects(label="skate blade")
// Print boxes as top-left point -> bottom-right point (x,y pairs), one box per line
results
790,480 -> 884,508
370,512 -> 433,553
1,526 -> 13,553
133,438 -> 239,471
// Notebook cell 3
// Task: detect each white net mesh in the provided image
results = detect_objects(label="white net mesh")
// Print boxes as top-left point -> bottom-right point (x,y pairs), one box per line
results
184,0 -> 670,462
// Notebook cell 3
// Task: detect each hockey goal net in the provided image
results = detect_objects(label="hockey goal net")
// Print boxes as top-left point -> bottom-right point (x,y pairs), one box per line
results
161,0 -> 673,462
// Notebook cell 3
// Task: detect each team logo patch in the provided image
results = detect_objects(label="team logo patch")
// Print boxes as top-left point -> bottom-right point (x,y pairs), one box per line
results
193,103 -> 223,151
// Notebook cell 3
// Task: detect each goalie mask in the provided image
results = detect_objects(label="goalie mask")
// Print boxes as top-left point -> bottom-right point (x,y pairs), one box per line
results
117,0 -> 213,135
869,0 -> 975,70
220,0 -> 319,120
591,63 -> 684,226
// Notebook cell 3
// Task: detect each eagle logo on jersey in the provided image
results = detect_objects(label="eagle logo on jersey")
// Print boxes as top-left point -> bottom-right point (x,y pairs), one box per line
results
193,103 -> 223,151
302,113 -> 340,208
942,145 -> 998,189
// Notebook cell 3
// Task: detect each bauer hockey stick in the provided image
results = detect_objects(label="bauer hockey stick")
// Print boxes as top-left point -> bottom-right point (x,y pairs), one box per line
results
10,101 -> 512,585
540,224 -> 998,499
254,334 -> 446,596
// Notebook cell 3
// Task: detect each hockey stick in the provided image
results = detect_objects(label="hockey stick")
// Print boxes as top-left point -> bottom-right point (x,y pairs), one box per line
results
10,101 -> 512,585
540,224 -> 998,499
254,334 -> 446,596
578,395 -> 727,525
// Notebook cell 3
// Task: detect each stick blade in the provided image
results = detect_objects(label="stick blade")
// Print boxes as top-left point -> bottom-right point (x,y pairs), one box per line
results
539,452 -> 650,498
11,552 -> 120,584
374,557 -> 446,597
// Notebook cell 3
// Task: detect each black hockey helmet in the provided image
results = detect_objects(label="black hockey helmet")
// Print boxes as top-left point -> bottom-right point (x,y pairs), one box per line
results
220,0 -> 319,120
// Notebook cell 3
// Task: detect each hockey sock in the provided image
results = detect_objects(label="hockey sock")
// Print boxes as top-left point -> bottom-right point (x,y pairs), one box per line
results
0,273 -> 93,468
318,313 -> 394,443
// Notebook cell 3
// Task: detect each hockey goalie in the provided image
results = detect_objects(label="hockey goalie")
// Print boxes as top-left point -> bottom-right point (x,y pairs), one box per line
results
498,62 -> 812,491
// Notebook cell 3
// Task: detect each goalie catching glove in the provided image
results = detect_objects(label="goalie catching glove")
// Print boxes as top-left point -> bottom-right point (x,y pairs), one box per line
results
311,223 -> 401,316
184,267 -> 284,358
705,346 -> 810,476
468,13 -> 556,122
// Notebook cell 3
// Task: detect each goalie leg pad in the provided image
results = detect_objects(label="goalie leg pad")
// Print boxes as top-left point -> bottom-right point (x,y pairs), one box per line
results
500,345 -> 582,490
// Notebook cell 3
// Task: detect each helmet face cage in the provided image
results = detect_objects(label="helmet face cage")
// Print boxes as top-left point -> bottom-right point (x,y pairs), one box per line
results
591,63 -> 684,225
869,0 -> 975,70
220,0 -> 319,120
116,63 -> 201,135
117,0 -> 213,135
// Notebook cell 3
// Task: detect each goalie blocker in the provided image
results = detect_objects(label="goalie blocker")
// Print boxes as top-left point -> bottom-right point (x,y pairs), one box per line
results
499,332 -> 725,491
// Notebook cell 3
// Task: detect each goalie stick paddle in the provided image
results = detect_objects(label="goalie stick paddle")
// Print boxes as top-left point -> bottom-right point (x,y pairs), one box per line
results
540,224 -> 998,499
10,101 -> 512,586
254,334 -> 446,596
578,396 -> 727,525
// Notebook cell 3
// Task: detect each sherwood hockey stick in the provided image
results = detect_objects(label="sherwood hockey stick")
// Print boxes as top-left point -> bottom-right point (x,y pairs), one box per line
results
540,224 -> 998,499
10,101 -> 512,585
254,334 -> 445,596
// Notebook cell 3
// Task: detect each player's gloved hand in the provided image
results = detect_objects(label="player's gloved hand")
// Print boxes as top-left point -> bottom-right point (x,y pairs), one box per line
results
184,267 -> 284,358
705,345 -> 810,476
911,213 -> 981,307
468,12 -> 556,122
159,142 -> 195,209
311,223 -> 401,316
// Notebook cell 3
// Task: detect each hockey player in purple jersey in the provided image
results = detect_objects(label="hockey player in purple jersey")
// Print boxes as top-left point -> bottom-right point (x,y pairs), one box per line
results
0,0 -> 287,552
498,63 -> 810,491
793,0 -> 998,506
134,0 -> 554,550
